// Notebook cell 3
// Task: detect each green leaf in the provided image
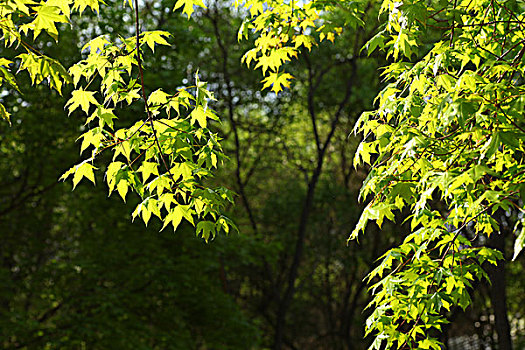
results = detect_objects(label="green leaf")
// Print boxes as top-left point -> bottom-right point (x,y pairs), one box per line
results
132,197 -> 161,226
46,0 -> 72,18
513,228 -> 525,261
161,205 -> 195,231
254,47 -> 296,75
79,127 -> 103,153
142,31 -> 171,52
481,132 -> 500,160
196,221 -> 216,242
362,30 -> 385,56
105,161 -> 125,194
173,0 -> 205,18
33,5 -> 68,40
0,103 -> 11,124
190,106 -> 208,128
0,66 -> 21,93
147,174 -> 171,196
73,0 -> 101,14
261,72 -> 294,94
138,161 -> 159,182
66,89 -> 99,115
117,179 -> 129,201
72,162 -> 96,189
419,338 -> 441,350
95,107 -> 117,129
519,184 -> 525,204
147,89 -> 170,106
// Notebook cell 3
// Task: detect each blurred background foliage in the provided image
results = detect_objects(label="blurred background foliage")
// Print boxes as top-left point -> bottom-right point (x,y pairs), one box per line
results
0,0 -> 524,349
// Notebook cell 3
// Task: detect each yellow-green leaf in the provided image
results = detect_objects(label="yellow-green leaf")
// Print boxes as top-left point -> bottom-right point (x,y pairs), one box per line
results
261,72 -> 294,93
72,162 -> 96,189
66,89 -> 99,115
173,0 -> 205,18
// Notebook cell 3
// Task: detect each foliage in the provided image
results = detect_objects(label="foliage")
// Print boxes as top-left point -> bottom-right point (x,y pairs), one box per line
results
2,0 -> 525,348
236,0 -> 364,93
218,0 -> 525,346
0,0 -> 78,121
351,0 -> 525,348
0,17 -> 260,348
1,0 -> 237,240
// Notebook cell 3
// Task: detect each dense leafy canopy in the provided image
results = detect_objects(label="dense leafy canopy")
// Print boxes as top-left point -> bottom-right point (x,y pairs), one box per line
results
351,0 -> 525,348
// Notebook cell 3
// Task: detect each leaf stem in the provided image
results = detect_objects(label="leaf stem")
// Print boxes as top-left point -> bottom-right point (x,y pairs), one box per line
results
133,0 -> 175,183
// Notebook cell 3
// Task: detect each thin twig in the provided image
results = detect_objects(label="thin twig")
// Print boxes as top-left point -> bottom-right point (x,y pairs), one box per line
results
133,0 -> 174,183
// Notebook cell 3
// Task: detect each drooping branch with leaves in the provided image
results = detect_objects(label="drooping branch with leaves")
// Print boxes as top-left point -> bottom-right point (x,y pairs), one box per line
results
232,0 -> 525,348
60,12 -> 238,240
1,0 -> 237,240
351,0 -> 525,348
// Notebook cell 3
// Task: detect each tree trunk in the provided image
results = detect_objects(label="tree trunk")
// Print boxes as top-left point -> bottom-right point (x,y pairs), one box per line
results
486,228 -> 512,350
273,171 -> 320,350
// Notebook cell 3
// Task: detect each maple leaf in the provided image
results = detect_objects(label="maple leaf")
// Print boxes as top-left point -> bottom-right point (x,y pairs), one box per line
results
173,0 -> 206,19
294,35 -> 315,51
147,89 -> 170,106
45,0 -> 72,18
261,72 -> 294,94
73,0 -> 100,14
161,205 -> 195,231
255,47 -> 296,75
60,160 -> 97,189
66,89 -> 99,115
142,31 -> 171,52
32,5 -> 68,40
241,48 -> 258,68
138,162 -> 159,182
